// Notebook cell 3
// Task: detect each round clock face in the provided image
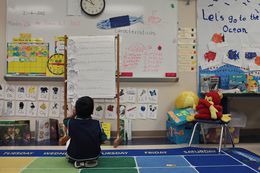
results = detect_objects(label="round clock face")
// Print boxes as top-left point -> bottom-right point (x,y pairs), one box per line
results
81,0 -> 105,16
47,53 -> 65,75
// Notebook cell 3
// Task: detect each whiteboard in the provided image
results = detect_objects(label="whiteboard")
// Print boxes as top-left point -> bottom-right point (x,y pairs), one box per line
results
6,0 -> 178,79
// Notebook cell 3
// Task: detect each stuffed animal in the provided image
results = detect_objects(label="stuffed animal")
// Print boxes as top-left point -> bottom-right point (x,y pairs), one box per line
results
194,91 -> 230,122
167,91 -> 199,125
175,91 -> 199,109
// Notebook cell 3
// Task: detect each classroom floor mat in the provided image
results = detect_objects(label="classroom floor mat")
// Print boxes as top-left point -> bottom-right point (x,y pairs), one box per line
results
0,147 -> 259,173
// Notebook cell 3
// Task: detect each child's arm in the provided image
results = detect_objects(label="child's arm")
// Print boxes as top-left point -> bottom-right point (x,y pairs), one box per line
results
63,108 -> 76,128
59,108 -> 76,145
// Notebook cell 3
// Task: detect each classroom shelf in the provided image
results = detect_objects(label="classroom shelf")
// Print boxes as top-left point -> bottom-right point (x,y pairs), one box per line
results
4,75 -> 64,81
4,75 -> 178,82
222,93 -> 260,97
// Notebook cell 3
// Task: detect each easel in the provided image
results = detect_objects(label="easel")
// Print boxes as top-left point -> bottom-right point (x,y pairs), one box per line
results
113,34 -> 123,148
62,34 -> 123,147
58,35 -> 69,145
64,35 -> 68,119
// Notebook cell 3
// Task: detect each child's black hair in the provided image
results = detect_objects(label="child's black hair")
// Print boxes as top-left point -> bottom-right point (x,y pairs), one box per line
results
75,96 -> 94,118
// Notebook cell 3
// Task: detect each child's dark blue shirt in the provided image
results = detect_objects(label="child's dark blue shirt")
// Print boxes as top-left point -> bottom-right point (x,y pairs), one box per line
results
64,117 -> 106,161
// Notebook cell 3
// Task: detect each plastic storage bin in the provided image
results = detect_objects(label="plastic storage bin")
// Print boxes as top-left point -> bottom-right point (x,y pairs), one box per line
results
202,111 -> 247,144
166,120 -> 199,144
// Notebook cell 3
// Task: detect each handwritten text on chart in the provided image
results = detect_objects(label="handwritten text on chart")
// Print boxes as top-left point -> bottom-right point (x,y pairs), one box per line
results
7,20 -> 81,27
122,43 -> 163,72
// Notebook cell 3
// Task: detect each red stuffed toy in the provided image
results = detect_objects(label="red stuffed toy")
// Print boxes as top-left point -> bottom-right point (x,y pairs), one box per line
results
194,91 -> 230,122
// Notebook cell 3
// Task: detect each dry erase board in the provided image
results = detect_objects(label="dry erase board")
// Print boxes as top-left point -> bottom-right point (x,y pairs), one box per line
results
6,0 -> 178,79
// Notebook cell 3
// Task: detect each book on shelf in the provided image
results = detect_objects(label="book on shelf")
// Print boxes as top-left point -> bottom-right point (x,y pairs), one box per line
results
200,75 -> 220,93
228,74 -> 247,93
35,118 -> 59,143
208,76 -> 220,91
0,120 -> 31,146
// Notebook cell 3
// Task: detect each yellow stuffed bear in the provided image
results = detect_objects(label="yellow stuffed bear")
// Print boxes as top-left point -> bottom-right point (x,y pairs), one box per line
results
175,91 -> 199,109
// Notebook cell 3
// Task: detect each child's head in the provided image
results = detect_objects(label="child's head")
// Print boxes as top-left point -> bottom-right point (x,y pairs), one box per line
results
75,96 -> 94,118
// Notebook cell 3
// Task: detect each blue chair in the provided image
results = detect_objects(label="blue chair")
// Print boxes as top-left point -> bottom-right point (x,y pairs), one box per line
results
188,119 -> 235,153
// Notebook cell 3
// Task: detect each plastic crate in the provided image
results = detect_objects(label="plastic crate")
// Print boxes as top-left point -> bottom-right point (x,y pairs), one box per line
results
166,120 -> 199,144
203,126 -> 240,144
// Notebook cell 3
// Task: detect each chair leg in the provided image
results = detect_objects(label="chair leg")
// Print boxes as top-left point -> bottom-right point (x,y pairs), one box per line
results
200,123 -> 207,144
189,122 -> 199,147
223,125 -> 227,147
225,124 -> 235,148
218,125 -> 224,153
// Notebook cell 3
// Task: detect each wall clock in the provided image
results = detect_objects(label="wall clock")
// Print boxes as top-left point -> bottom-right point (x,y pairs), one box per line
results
47,53 -> 64,75
80,0 -> 105,16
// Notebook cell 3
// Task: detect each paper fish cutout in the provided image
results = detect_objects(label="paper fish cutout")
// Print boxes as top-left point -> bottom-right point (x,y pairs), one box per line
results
255,56 -> 260,66
204,51 -> 216,62
97,15 -> 144,29
228,50 -> 240,60
212,33 -> 224,43
245,52 -> 257,60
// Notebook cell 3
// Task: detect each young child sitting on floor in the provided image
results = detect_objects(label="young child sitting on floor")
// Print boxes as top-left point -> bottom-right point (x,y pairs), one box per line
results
63,96 -> 107,168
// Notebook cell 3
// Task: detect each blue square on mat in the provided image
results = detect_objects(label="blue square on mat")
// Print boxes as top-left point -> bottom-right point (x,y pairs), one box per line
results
196,165 -> 257,173
136,156 -> 190,167
139,167 -> 197,173
185,155 -> 242,166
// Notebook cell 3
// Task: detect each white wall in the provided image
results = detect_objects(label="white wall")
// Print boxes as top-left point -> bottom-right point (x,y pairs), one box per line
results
1,0 -> 258,135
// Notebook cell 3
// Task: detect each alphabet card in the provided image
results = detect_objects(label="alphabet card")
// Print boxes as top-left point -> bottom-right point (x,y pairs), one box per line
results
93,103 -> 105,119
147,88 -> 158,103
136,104 -> 148,119
0,83 -> 5,99
38,86 -> 50,101
126,104 -> 137,119
5,85 -> 16,100
104,103 -> 116,119
49,102 -> 61,118
147,104 -> 158,119
26,85 -> 37,101
26,101 -> 38,116
49,86 -> 62,101
16,86 -> 26,100
16,101 -> 26,116
138,88 -> 148,103
4,100 -> 15,116
37,101 -> 49,117
126,88 -> 137,103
